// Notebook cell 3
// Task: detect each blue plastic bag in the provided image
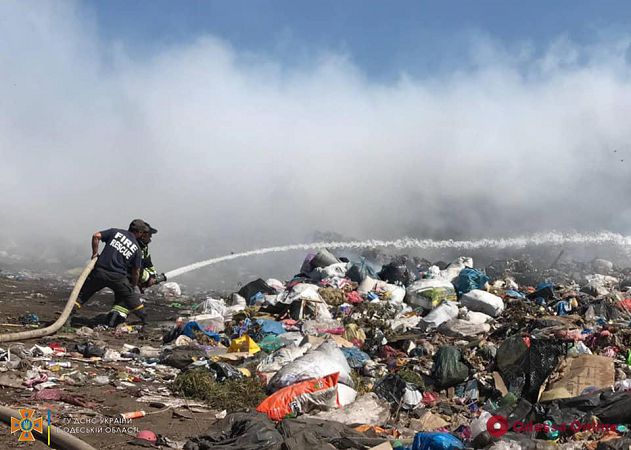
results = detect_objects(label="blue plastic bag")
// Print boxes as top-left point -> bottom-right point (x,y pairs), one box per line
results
455,268 -> 489,296
505,289 -> 525,299
341,347 -> 371,369
257,319 -> 286,335
412,432 -> 464,450
346,258 -> 379,283
556,301 -> 571,316
182,321 -> 221,342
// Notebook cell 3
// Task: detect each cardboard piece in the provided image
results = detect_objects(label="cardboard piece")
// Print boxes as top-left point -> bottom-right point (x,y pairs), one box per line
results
493,371 -> 509,396
540,355 -> 615,401
410,411 -> 449,431
368,443 -> 393,450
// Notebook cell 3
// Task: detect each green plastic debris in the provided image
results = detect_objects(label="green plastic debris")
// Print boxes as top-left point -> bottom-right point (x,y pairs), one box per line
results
258,335 -> 285,353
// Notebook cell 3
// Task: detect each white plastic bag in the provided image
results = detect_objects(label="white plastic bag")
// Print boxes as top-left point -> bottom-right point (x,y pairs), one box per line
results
267,341 -> 353,392
460,290 -> 505,317
381,283 -> 406,303
337,383 -> 358,406
420,301 -> 459,330
308,393 -> 390,426
257,343 -> 311,373
316,262 -> 350,279
405,279 -> 457,309
459,309 -> 493,324
188,313 -> 225,332
230,293 -> 247,308
438,319 -> 491,338
160,282 -> 181,297
439,256 -> 474,282
265,278 -> 286,292
358,276 -> 378,294
471,410 -> 493,438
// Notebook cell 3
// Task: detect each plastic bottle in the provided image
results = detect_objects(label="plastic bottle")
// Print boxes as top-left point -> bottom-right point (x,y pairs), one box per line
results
120,411 -> 146,420
47,361 -> 71,368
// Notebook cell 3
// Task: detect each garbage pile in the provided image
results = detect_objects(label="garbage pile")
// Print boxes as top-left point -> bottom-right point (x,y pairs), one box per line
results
4,250 -> 631,449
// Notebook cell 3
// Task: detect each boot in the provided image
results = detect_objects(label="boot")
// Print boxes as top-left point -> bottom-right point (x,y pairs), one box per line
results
106,311 -> 126,328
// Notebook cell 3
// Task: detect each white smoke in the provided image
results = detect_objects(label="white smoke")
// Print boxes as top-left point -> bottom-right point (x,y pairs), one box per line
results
2,1 -> 631,279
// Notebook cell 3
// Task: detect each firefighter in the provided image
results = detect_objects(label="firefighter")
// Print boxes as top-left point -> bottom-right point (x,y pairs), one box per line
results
75,219 -> 149,327
106,221 -> 166,328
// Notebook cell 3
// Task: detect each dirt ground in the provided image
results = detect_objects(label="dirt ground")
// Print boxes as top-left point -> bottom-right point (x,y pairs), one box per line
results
0,275 -> 220,450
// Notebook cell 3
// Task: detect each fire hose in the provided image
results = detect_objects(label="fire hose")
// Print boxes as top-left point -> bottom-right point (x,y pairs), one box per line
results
0,257 -> 96,343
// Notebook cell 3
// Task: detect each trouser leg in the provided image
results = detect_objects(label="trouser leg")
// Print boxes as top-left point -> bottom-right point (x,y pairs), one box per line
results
110,276 -> 146,325
76,269 -> 107,309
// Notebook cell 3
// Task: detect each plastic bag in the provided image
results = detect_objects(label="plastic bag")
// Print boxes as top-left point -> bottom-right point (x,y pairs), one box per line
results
411,432 -> 464,450
160,282 -> 181,297
382,283 -> 406,303
258,335 -> 286,353
439,257 -> 474,283
343,323 -> 367,344
406,279 -> 457,309
378,256 -> 419,287
460,290 -> 505,317
183,412 -> 283,450
432,346 -> 468,389
470,411 -> 493,439
437,319 -> 490,338
267,341 -> 353,393
337,383 -> 357,406
238,279 -> 278,306
257,319 -> 286,335
160,346 -> 207,370
208,362 -> 244,382
341,347 -> 371,369
256,373 -> 340,420
496,334 -> 529,374
313,262 -> 349,280
257,344 -> 311,373
421,301 -> 459,330
373,374 -> 422,410
181,321 -> 221,342
460,310 -> 493,324
308,392 -> 390,426
455,268 -> 490,296
265,278 -> 285,292
346,258 -> 379,283
310,249 -> 341,269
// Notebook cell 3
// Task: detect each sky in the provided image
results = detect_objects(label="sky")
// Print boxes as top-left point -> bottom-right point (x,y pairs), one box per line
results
2,1 -> 631,282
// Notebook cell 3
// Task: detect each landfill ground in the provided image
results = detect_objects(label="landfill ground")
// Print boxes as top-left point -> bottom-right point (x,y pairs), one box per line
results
0,276 -> 222,449
2,250 -> 631,450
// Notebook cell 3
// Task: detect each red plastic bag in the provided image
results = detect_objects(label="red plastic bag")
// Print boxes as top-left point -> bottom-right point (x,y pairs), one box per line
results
256,373 -> 340,421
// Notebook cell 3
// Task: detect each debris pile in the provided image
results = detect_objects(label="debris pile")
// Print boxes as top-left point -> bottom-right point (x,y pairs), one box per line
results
3,250 -> 631,449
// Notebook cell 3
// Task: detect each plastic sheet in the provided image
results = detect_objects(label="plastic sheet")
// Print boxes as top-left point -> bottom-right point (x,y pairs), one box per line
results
183,412 -> 283,450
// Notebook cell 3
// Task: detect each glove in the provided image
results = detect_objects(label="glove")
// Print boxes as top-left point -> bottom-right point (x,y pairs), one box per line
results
155,273 -> 167,284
